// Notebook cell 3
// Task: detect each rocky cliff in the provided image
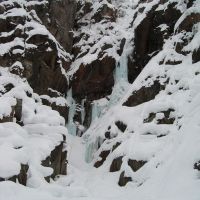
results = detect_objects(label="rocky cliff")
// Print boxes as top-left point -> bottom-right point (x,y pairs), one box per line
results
0,0 -> 200,199
0,0 -> 74,187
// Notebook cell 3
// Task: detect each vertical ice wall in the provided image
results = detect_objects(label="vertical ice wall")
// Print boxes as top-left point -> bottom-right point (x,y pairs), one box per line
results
85,48 -> 130,163
66,89 -> 77,136
115,52 -> 128,83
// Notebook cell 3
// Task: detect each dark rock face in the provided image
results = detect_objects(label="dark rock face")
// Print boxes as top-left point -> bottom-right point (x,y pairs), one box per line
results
0,164 -> 29,186
144,109 -> 175,125
82,100 -> 92,129
193,48 -> 200,64
68,0 -> 120,131
115,121 -> 127,132
0,0 -> 74,186
25,51 -> 69,96
110,156 -> 123,172
194,161 -> 200,171
0,0 -> 199,189
0,98 -> 22,124
50,139 -> 67,179
94,150 -> 110,168
128,159 -> 146,172
41,97 -> 69,123
128,1 -> 181,83
15,99 -> 23,124
92,3 -> 117,23
42,136 -> 67,181
0,139 -> 67,185
32,0 -> 77,53
87,2 -> 197,188
117,158 -> 146,187
52,102 -> 69,123
112,142 -> 121,152
69,56 -> 116,129
94,141 -> 122,168
124,80 -> 165,107
17,164 -> 29,186
72,56 -> 115,101
118,171 -> 132,187
177,13 -> 200,33
0,0 -> 76,96
0,96 -> 67,185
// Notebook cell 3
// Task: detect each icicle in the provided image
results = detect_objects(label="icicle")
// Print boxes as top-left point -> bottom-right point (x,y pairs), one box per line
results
91,98 -> 108,123
91,101 -> 100,122
81,99 -> 86,124
85,136 -> 104,163
85,142 -> 95,163
115,52 -> 128,83
66,89 -> 77,136
108,50 -> 130,107
85,44 -> 131,163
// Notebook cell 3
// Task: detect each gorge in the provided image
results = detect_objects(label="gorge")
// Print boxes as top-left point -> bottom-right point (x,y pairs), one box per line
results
0,0 -> 199,199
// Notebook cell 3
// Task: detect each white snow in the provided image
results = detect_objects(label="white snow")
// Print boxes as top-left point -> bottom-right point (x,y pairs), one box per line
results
0,0 -> 199,200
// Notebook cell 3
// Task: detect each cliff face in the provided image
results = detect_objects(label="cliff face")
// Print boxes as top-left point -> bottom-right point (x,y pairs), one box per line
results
0,0 -> 200,199
69,0 -> 200,193
0,0 -> 75,187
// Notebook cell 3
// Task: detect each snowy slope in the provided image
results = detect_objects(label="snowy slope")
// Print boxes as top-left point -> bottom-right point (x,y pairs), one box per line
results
71,0 -> 200,199
0,65 -> 68,182
0,0 -> 200,200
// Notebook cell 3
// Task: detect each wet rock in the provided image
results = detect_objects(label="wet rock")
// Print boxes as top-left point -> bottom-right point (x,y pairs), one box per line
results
110,156 -> 123,172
